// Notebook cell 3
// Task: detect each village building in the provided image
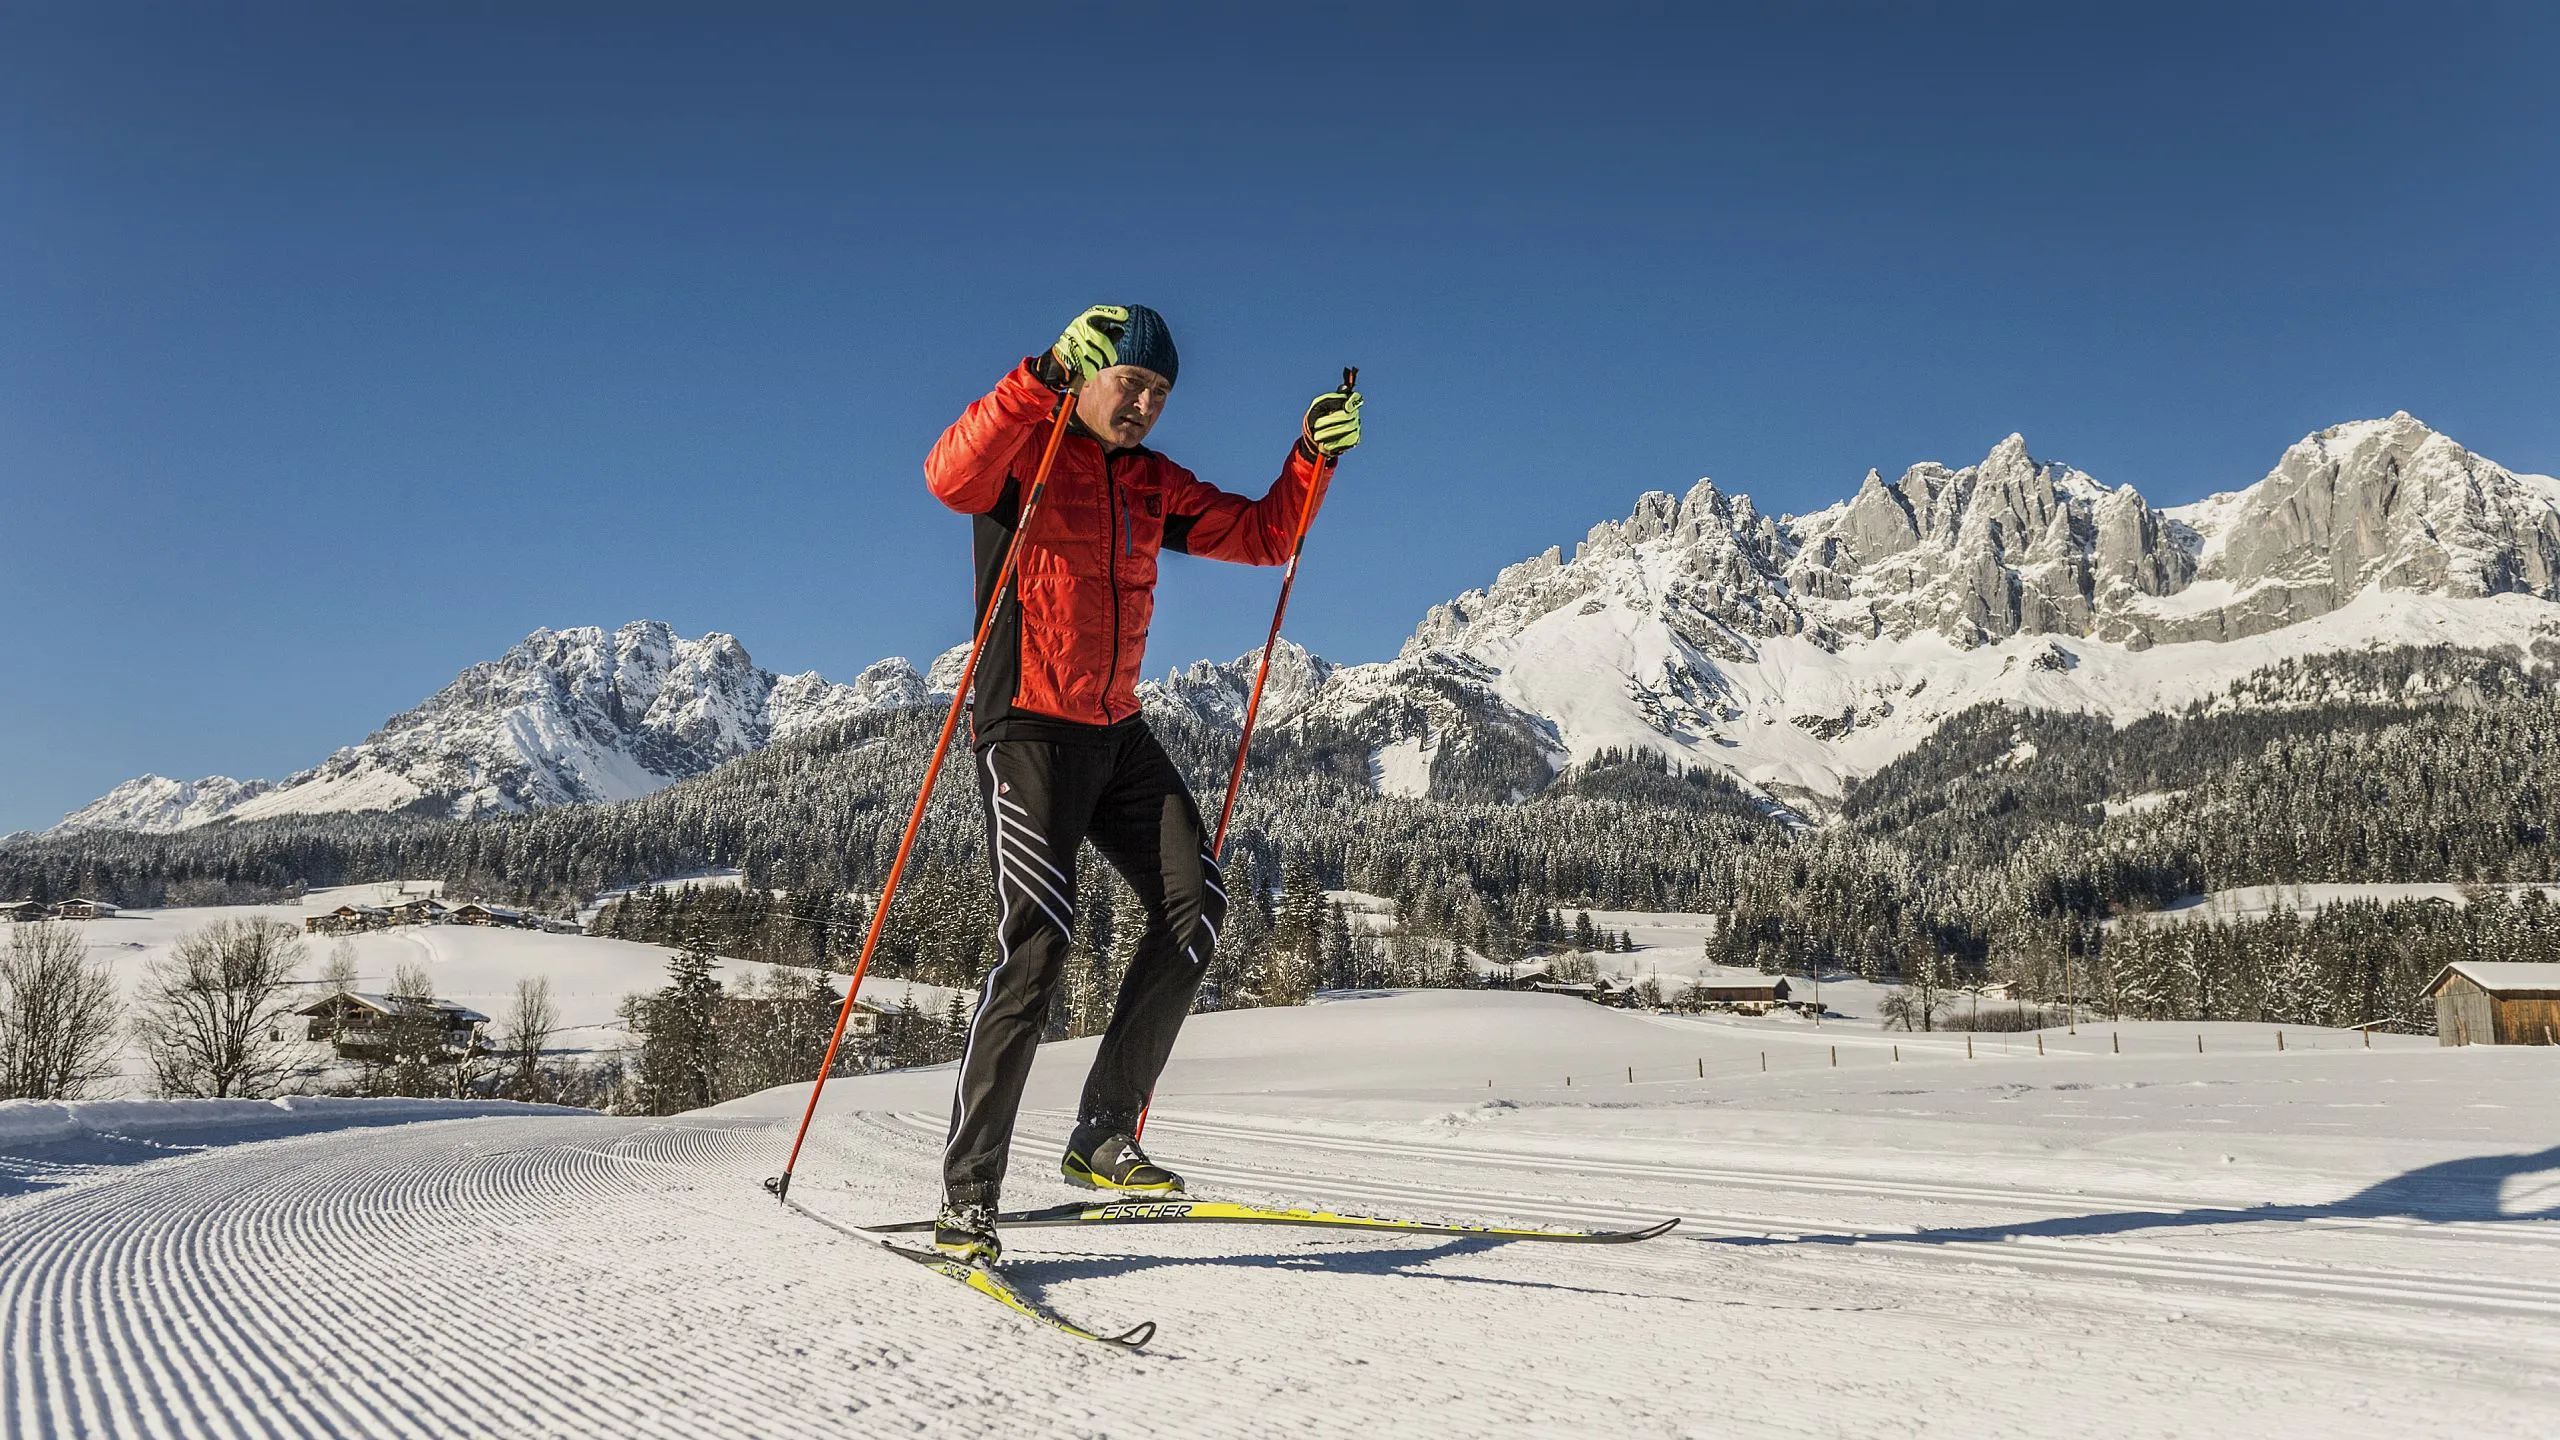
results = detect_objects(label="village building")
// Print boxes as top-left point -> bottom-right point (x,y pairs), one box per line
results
1,900 -> 46,923
387,897 -> 451,926
47,898 -> 120,921
305,903 -> 391,935
449,902 -> 528,928
2425,961 -> 2560,1046
295,991 -> 491,1060
1680,972 -> 1792,1015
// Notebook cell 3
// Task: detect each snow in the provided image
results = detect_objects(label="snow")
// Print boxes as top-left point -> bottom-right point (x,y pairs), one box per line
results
6,989 -> 2555,1437
2430,961 -> 2560,995
2102,788 -> 2184,818
2118,882 -> 2560,928
1367,735 -> 1434,797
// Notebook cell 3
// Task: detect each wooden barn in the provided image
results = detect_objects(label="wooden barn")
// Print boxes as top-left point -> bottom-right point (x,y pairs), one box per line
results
1682,973 -> 1792,1015
1,900 -> 45,923
2425,961 -> 2560,1046
47,898 -> 119,921
449,902 -> 527,928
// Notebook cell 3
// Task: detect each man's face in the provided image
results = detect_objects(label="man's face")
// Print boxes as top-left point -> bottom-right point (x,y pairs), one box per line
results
1074,364 -> 1172,450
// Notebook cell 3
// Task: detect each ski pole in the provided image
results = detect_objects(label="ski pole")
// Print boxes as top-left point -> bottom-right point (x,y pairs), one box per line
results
766,389 -> 1077,1204
1141,368 -> 1351,1147
1209,366 -> 1355,857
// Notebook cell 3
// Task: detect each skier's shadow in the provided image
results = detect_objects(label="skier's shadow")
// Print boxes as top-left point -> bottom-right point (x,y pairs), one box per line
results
1709,1144 -> 2560,1251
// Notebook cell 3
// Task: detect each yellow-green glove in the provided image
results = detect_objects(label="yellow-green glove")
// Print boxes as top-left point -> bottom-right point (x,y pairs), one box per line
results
1302,389 -> 1363,457
1048,304 -> 1129,387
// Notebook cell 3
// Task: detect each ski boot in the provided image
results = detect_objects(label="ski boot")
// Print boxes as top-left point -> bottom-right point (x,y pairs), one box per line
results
1061,1125 -> 1186,1195
933,1200 -> 1002,1267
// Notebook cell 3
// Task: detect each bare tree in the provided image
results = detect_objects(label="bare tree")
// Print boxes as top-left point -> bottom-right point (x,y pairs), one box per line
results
321,940 -> 361,993
133,918 -> 307,1098
0,922 -> 124,1100
503,976 -> 558,1101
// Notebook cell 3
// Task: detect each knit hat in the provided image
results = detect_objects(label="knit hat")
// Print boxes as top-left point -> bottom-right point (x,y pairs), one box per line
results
1113,304 -> 1179,386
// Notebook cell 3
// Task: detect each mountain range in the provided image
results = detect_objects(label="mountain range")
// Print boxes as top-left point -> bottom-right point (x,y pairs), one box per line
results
50,412 -> 2560,834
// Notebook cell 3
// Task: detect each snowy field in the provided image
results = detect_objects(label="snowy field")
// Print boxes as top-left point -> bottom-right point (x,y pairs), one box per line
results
49,884 -> 962,1093
2116,882 -> 2560,928
5,989 -> 2556,1438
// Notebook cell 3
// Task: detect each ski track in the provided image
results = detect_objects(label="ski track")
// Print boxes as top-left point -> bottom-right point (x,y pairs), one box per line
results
6,1104 -> 2559,1439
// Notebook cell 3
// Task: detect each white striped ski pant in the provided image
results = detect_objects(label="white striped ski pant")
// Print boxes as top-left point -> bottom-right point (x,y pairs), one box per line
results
943,721 -> 1225,1206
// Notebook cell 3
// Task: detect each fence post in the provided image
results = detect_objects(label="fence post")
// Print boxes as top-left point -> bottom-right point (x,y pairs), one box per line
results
1565,1074 -> 1571,1087
1966,1036 -> 1974,1060
1627,1066 -> 1634,1084
1893,1044 -> 1900,1063
2277,1031 -> 2285,1053
2197,1034 -> 2204,1054
1760,1051 -> 1767,1072
1830,1045 -> 1838,1068
1697,1057 -> 1704,1078
2112,1032 -> 2120,1055
2365,1027 -> 2372,1048
2036,1033 -> 2044,1056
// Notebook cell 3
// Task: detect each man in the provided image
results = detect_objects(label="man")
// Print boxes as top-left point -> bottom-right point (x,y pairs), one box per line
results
922,303 -> 1362,1265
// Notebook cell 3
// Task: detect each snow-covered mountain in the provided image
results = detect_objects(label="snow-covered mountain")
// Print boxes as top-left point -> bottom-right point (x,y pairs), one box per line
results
50,775 -> 276,835
1251,413 -> 2560,815
57,623 -> 949,832
54,413 -> 2560,832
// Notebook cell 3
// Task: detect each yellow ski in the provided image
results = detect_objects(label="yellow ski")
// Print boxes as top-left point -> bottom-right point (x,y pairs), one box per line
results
869,1198 -> 1680,1245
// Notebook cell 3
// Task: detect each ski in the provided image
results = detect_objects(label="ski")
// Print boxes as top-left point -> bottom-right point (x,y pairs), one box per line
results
878,1241 -> 1156,1350
772,1190 -> 1155,1348
866,1197 -> 1681,1245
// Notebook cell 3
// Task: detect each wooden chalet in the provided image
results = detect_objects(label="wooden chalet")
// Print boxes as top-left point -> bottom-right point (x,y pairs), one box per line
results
295,991 -> 491,1059
387,897 -> 451,926
2425,961 -> 2560,1047
1,900 -> 46,923
47,898 -> 119,921
449,902 -> 528,928
306,903 -> 391,935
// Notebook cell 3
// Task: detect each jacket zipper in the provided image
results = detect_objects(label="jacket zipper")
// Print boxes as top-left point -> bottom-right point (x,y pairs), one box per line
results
1104,449 -> 1123,723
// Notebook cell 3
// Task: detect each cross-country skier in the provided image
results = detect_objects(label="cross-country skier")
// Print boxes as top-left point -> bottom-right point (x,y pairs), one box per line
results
921,304 -> 1363,1265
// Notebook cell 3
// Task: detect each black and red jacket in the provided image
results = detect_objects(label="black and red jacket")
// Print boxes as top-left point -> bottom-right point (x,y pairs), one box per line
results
925,358 -> 1332,741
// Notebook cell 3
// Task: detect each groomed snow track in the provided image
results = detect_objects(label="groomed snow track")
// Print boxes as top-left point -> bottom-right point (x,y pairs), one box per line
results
6,1104 -> 2559,1438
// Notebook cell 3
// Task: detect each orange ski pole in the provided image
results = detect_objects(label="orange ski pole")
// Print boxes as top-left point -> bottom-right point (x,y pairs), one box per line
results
766,389 -> 1076,1204
1210,366 -> 1354,857
1142,368 -> 1351,1146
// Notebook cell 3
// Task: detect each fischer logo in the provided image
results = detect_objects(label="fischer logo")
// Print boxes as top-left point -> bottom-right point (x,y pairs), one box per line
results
1106,1202 -> 1196,1219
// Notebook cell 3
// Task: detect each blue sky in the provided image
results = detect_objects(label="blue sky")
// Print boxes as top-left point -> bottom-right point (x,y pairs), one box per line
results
5,1 -> 2557,833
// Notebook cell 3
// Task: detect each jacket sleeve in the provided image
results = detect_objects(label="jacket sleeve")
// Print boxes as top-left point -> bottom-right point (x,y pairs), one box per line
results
1161,443 -> 1333,566
923,359 -> 1063,515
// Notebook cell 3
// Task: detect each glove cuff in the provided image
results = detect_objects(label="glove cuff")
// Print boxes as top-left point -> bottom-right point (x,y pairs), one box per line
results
1033,352 -> 1072,392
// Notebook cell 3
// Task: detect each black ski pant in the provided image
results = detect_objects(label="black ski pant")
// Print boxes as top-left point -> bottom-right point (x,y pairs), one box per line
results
943,720 -> 1225,1206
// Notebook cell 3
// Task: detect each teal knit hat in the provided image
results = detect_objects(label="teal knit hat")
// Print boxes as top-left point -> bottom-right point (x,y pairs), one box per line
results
1113,304 -> 1179,386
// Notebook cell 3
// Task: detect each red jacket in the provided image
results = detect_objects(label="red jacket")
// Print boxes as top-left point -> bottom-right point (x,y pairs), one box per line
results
926,359 -> 1332,737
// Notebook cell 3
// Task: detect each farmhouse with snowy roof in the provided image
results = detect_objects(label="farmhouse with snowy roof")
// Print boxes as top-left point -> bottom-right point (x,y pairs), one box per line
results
48,898 -> 119,920
2425,962 -> 2560,1047
1,900 -> 45,922
306,903 -> 391,935
297,991 -> 491,1059
1680,972 -> 1793,1015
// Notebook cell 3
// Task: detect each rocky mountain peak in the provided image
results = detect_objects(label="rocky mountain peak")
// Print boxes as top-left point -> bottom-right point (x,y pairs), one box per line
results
58,622 -> 944,833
